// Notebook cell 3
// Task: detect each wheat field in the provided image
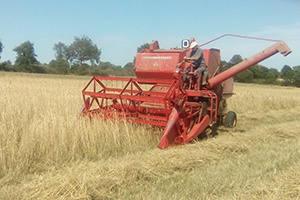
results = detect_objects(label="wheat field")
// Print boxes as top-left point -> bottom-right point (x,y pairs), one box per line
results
0,72 -> 300,200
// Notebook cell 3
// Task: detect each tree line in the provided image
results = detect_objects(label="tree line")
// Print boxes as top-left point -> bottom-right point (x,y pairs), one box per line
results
0,36 -> 299,87
0,36 -> 135,77
220,55 -> 300,87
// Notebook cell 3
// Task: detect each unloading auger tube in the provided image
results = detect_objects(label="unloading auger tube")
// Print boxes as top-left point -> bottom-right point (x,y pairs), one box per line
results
207,40 -> 291,89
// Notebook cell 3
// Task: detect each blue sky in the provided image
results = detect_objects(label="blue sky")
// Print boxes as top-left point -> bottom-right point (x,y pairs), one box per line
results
0,0 -> 299,70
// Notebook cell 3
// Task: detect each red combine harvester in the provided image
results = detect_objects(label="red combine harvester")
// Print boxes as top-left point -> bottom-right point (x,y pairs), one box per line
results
81,35 -> 291,148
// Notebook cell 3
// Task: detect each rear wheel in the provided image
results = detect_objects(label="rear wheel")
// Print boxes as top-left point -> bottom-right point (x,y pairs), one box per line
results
224,111 -> 237,128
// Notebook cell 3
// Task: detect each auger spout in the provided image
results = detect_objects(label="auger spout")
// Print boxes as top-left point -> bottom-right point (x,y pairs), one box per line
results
207,41 -> 291,89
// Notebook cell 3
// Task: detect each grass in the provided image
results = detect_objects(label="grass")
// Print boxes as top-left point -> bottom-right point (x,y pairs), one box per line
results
0,72 -> 300,199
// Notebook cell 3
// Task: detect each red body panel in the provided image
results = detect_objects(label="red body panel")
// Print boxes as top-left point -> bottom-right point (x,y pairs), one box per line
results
202,49 -> 220,78
135,50 -> 187,79
135,48 -> 221,80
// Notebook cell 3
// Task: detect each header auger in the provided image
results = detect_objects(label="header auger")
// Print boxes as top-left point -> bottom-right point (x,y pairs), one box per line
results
81,35 -> 291,148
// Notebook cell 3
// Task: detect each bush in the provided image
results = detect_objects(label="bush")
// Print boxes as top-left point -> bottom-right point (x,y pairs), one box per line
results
0,62 -> 12,71
234,69 -> 253,83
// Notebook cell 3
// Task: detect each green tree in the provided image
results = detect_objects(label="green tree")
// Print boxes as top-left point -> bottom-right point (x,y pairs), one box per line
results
269,68 -> 280,79
123,62 -> 135,76
264,71 -> 277,84
54,36 -> 101,67
228,54 -> 243,66
137,43 -> 150,52
281,65 -> 294,85
0,61 -> 12,71
48,59 -> 70,74
250,65 -> 269,79
234,69 -> 254,83
249,65 -> 263,79
292,66 -> 300,87
53,42 -> 72,72
99,61 -> 115,71
293,70 -> 300,87
293,65 -> 300,72
0,41 -> 3,59
68,36 -> 101,66
220,60 -> 228,72
53,42 -> 69,60
14,41 -> 39,66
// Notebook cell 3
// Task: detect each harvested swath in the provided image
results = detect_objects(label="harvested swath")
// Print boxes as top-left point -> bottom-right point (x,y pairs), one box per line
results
2,125 -> 299,199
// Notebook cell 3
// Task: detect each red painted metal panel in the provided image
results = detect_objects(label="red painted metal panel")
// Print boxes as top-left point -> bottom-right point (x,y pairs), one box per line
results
157,108 -> 180,148
135,50 -> 186,79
